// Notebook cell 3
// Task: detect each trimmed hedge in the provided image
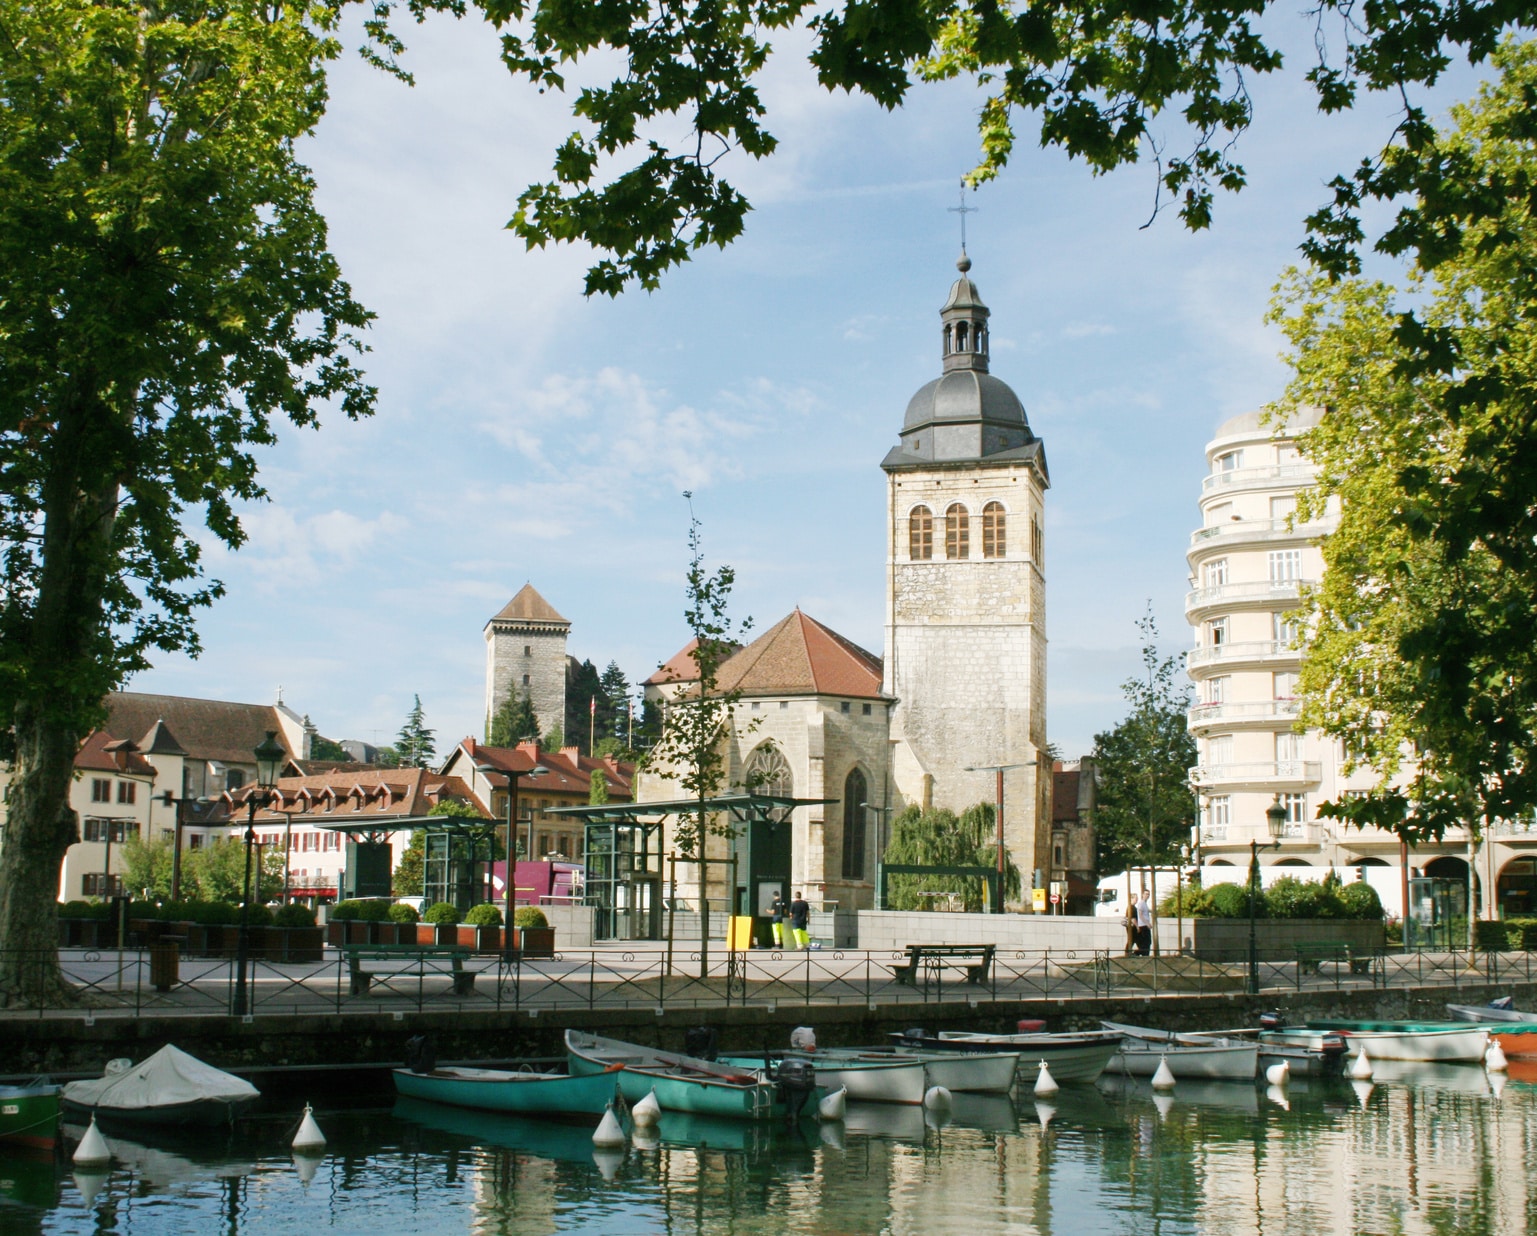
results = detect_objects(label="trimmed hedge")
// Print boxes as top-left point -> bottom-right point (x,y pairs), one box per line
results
387,903 -> 420,924
514,906 -> 549,929
423,902 -> 460,926
273,903 -> 317,928
465,903 -> 503,927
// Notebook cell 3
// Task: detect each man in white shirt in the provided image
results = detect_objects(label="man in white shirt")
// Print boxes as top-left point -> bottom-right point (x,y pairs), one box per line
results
1134,890 -> 1153,956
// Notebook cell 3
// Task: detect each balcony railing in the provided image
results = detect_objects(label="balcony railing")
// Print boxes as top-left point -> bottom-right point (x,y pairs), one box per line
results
1186,580 -> 1305,613
1186,640 -> 1296,672
1488,818 -> 1537,839
1187,699 -> 1303,730
1189,517 -> 1332,551
1190,761 -> 1322,787
1201,463 -> 1317,495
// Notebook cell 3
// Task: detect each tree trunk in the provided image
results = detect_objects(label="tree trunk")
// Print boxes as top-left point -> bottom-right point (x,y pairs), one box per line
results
0,389 -> 120,1007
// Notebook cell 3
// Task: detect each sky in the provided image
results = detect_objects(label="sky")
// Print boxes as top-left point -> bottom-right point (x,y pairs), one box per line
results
127,11 -> 1491,759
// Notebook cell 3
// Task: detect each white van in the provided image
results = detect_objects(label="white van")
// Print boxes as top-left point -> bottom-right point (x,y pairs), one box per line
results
1094,869 -> 1190,918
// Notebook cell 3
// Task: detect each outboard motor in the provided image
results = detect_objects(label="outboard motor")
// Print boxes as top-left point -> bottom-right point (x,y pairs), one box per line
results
1319,1033 -> 1348,1065
1259,1011 -> 1285,1032
775,1058 -> 817,1126
405,1034 -> 437,1075
684,1026 -> 719,1062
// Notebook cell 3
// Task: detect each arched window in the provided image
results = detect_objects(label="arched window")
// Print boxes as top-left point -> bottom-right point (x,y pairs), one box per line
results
909,506 -> 933,561
982,502 -> 1006,558
842,769 -> 868,880
743,743 -> 793,797
945,504 -> 969,559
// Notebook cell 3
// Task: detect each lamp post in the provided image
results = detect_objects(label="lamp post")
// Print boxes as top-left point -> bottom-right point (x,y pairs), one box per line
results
477,761 -> 546,945
1247,797 -> 1288,996
232,731 -> 287,1016
158,791 -> 212,903
1176,843 -> 1191,956
964,763 -> 1026,913
859,801 -> 893,873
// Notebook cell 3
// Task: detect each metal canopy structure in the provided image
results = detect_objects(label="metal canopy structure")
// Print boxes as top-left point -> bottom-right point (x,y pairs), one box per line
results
550,794 -> 834,942
310,814 -> 502,908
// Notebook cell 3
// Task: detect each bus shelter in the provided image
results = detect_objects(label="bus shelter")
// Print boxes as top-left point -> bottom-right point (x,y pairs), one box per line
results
316,814 -> 501,911
550,793 -> 832,944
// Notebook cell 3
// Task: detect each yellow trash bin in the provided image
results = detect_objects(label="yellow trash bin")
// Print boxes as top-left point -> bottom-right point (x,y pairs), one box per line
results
726,916 -> 754,951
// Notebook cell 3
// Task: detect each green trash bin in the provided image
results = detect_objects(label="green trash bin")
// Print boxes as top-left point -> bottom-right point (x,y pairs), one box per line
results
150,940 -> 180,992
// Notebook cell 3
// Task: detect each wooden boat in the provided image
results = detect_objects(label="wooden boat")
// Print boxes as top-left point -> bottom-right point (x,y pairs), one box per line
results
1244,1029 -> 1350,1076
0,1080 -> 61,1150
889,1047 -> 1020,1094
62,1045 -> 259,1127
1447,1002 -> 1537,1025
1099,1022 -> 1259,1081
889,1028 -> 1122,1083
565,1030 -> 817,1122
721,1051 -> 929,1104
1302,1021 -> 1490,1063
392,1064 -> 623,1117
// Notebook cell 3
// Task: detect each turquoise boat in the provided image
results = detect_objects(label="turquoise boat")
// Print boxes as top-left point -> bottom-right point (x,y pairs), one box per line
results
565,1029 -> 818,1122
392,1064 -> 622,1118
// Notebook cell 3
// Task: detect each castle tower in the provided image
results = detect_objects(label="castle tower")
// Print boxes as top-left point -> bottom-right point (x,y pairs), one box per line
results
484,584 -> 570,741
881,253 -> 1051,895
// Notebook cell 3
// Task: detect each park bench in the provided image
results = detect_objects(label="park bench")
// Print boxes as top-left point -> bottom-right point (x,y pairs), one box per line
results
1295,941 -> 1374,978
889,943 -> 995,987
342,945 -> 475,996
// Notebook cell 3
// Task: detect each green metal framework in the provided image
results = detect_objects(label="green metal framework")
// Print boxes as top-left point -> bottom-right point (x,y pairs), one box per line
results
876,863 -> 1002,913
314,814 -> 500,912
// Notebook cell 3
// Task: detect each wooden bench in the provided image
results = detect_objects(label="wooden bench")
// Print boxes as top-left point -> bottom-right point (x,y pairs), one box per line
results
889,943 -> 995,986
1295,941 -> 1372,977
342,945 -> 475,996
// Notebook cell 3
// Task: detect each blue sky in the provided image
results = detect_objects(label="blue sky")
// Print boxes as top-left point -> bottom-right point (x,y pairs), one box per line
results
128,12 -> 1488,758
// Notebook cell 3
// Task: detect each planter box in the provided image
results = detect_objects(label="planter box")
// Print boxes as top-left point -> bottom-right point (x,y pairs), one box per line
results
518,927 -> 555,958
415,923 -> 438,947
476,925 -> 503,954
1189,917 -> 1387,963
278,926 -> 324,963
346,922 -> 374,946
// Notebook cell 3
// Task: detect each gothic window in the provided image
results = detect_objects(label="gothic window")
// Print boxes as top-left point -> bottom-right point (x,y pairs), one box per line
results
945,504 -> 969,559
1031,515 -> 1043,563
908,506 -> 933,560
981,502 -> 1006,558
842,769 -> 868,881
743,743 -> 793,797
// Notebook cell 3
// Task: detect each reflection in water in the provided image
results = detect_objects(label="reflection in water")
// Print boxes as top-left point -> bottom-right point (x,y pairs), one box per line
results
5,1066 -> 1535,1235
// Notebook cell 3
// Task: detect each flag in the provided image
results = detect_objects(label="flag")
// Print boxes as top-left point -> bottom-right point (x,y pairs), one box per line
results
590,696 -> 596,714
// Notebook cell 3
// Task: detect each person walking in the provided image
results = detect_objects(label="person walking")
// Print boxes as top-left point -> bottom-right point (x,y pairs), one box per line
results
1134,889 -> 1153,957
769,891 -> 787,948
789,891 -> 811,950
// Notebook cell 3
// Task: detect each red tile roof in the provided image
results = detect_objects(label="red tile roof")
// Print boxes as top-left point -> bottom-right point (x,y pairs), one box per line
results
75,731 -> 157,777
242,767 -> 477,822
488,583 -> 569,626
457,739 -> 634,800
104,692 -> 295,765
715,610 -> 885,699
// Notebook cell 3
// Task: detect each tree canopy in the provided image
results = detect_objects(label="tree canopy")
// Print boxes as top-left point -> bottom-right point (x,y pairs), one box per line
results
488,681 -> 540,747
1091,607 -> 1198,876
881,802 -> 1018,912
482,0 -> 1533,293
1272,39 -> 1537,844
396,694 -> 436,767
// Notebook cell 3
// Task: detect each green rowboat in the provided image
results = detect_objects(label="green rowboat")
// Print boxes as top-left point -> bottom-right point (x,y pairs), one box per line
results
392,1064 -> 623,1118
0,1081 -> 60,1151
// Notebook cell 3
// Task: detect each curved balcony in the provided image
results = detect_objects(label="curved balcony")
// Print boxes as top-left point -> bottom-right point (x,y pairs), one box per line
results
1186,641 -> 1298,675
1185,580 -> 1304,619
1187,698 -> 1302,732
1190,760 -> 1322,790
1188,518 -> 1332,561
1201,464 -> 1316,497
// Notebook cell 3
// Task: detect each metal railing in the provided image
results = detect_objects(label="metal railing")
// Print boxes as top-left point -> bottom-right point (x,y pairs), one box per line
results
5,943 -> 1535,1020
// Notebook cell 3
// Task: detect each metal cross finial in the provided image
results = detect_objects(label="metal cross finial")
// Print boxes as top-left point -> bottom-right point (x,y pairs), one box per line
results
948,179 -> 977,250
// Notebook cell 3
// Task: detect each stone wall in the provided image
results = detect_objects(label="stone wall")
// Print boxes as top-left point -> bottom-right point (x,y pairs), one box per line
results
483,618 -> 568,740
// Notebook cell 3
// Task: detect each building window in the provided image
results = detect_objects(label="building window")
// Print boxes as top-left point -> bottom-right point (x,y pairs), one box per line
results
1207,735 -> 1232,766
842,769 -> 868,881
1273,612 -> 1299,647
1207,617 -> 1228,647
1215,449 -> 1244,472
840,701 -> 851,714
1054,844 -> 1064,867
779,701 -> 788,711
82,873 -> 123,897
91,779 -> 111,803
524,645 -> 531,656
908,506 -> 933,560
1202,558 -> 1228,588
1276,731 -> 1301,762
945,504 -> 969,559
862,703 -> 872,716
522,674 -> 530,686
1270,495 -> 1296,522
226,768 -> 245,790
117,780 -> 136,805
1031,515 -> 1043,563
1273,672 -> 1298,700
1208,796 -> 1231,826
1268,549 -> 1303,583
981,502 -> 1006,558
1206,676 -> 1228,705
1280,793 -> 1307,825
743,743 -> 793,797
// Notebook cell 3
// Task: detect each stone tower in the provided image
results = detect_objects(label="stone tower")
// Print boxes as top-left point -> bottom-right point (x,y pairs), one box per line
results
880,253 -> 1051,890
484,584 -> 570,741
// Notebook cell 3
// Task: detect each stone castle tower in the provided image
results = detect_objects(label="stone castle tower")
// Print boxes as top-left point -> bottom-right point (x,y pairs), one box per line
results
880,252 -> 1052,885
484,584 -> 569,740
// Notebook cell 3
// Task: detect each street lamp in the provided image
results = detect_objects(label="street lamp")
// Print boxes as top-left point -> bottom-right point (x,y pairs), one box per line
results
964,763 -> 1026,914
157,791 -> 212,903
859,801 -> 893,871
232,731 -> 287,1016
1247,797 -> 1288,996
476,761 -> 546,941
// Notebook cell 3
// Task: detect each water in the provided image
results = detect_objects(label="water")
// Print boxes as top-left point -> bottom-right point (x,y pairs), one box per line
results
9,1063 -> 1536,1235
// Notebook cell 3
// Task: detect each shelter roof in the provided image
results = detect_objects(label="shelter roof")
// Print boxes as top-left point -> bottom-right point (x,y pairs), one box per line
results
714,610 -> 885,699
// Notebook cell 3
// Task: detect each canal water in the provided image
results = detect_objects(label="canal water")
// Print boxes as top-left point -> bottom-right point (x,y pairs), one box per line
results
7,1060 -> 1534,1235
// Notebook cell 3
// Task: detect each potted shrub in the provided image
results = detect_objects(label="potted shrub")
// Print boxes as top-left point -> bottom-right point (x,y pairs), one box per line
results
515,906 -> 554,958
273,902 -> 323,962
423,902 -> 460,946
463,903 -> 502,952
196,900 -> 241,955
387,902 -> 420,947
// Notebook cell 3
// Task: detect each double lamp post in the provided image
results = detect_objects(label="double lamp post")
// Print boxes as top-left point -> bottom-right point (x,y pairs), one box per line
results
232,731 -> 287,1016
1246,796 -> 1288,996
477,761 -> 545,959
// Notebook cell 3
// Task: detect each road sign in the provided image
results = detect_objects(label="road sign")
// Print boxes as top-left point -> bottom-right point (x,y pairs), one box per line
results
1049,893 -> 1060,905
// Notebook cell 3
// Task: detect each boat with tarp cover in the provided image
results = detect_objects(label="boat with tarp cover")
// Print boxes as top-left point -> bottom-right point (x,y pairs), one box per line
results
61,1045 -> 258,1127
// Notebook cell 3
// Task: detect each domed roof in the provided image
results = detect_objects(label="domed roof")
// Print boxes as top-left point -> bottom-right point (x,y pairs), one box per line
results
903,369 -> 1029,433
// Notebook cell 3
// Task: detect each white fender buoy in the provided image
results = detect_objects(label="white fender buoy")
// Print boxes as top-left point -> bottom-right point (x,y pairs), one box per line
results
292,1103 -> 326,1152
1351,1080 -> 1374,1110
73,1170 -> 108,1206
817,1086 -> 847,1122
631,1128 -> 660,1152
72,1116 -> 111,1168
293,1152 -> 322,1187
923,1085 -> 952,1111
1266,1084 -> 1290,1111
1151,1056 -> 1176,1091
1489,1071 -> 1507,1100
592,1147 -> 625,1181
1265,1060 -> 1290,1088
1035,1100 -> 1056,1129
1153,1091 -> 1175,1120
1486,1041 -> 1508,1073
1034,1060 -> 1059,1097
632,1088 -> 661,1126
1350,1046 -> 1374,1080
593,1102 -> 627,1148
